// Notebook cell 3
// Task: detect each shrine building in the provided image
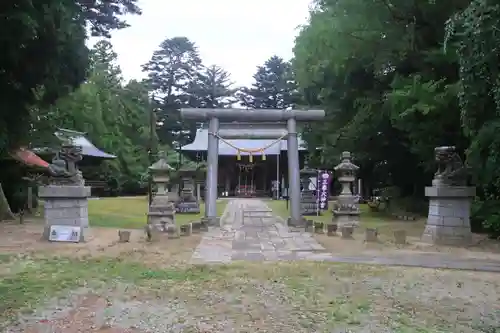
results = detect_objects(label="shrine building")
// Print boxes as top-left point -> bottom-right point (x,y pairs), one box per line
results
180,123 -> 309,197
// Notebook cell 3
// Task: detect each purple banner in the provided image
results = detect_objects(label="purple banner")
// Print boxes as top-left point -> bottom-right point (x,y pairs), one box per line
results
316,170 -> 331,210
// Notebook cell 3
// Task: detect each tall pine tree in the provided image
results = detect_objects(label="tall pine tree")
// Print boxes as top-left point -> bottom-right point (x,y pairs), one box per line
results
142,37 -> 202,147
185,65 -> 236,108
238,56 -> 298,109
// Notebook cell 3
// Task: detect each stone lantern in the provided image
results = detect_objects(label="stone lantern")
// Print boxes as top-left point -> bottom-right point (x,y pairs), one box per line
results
300,166 -> 319,216
147,156 -> 176,232
176,166 -> 201,214
332,151 -> 360,227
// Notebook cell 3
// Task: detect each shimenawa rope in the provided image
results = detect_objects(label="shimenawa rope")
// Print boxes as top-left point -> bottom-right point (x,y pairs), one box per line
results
209,132 -> 287,162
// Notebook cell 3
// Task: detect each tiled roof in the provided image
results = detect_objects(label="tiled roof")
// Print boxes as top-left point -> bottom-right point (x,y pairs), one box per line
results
181,128 -> 306,155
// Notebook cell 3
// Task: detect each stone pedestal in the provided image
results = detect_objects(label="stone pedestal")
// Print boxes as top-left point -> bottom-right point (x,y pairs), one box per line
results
299,167 -> 320,216
287,216 -> 307,228
300,190 -> 319,215
39,185 -> 91,242
176,177 -> 200,214
332,199 -> 361,224
148,194 -> 176,232
201,216 -> 220,227
332,196 -> 360,227
422,186 -> 475,245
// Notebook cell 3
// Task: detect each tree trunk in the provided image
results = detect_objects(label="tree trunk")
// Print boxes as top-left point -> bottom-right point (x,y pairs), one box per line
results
0,182 -> 16,221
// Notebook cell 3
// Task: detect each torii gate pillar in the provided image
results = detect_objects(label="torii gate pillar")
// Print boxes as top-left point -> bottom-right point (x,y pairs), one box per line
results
206,116 -> 219,219
180,108 -> 325,226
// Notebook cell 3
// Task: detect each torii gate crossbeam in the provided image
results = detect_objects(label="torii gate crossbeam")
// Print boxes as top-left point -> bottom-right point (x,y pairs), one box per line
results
180,108 -> 325,226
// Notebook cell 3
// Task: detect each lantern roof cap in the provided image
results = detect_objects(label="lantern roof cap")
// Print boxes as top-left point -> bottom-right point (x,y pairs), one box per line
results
300,166 -> 318,175
334,151 -> 359,171
149,158 -> 174,171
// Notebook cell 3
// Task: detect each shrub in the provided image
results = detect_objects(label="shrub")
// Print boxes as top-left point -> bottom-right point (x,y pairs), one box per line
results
471,199 -> 500,237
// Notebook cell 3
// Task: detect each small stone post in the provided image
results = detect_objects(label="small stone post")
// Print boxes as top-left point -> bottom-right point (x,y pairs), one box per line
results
421,146 -> 475,245
172,184 -> 180,195
147,156 -> 176,233
196,182 -> 202,202
27,186 -> 33,211
331,151 -> 360,228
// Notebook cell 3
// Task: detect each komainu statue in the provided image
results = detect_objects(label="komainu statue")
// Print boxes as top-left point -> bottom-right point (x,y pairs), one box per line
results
47,144 -> 85,186
433,146 -> 467,186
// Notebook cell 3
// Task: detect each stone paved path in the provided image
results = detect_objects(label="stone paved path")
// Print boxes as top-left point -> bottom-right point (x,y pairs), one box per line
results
190,199 -> 500,272
191,199 -> 332,263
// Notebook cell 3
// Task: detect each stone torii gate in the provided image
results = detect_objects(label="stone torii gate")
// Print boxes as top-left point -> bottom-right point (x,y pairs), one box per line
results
180,108 -> 325,226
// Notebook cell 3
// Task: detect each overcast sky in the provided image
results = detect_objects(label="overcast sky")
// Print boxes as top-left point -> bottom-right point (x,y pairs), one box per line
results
89,0 -> 311,87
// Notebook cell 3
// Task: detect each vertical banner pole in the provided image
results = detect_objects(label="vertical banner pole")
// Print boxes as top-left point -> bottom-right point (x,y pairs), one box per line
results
316,169 -> 320,216
276,153 -> 280,200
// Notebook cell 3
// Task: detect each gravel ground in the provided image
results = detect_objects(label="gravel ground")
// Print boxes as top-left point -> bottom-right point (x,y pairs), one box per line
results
4,263 -> 500,333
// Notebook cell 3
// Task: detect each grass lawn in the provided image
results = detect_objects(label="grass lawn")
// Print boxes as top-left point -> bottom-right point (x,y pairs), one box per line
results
1,253 -> 499,332
264,200 -> 500,257
266,200 -> 426,238
2,199 -> 499,331
88,196 -> 228,229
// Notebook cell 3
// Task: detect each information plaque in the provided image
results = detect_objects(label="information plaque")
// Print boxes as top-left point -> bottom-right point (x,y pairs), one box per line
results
48,225 -> 82,242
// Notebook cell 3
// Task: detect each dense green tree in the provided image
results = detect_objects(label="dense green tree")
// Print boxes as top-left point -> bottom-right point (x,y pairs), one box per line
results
0,0 -> 141,152
78,0 -> 141,37
293,0 -> 468,209
238,56 -> 298,109
445,0 -> 500,234
0,0 -> 141,218
40,41 -> 153,194
185,65 -> 236,108
142,37 -> 202,148
0,0 -> 88,152
90,40 -> 124,86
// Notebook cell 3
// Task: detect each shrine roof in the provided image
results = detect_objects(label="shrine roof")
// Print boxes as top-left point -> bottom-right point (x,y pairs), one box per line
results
33,129 -> 116,159
71,136 -> 116,159
181,128 -> 307,156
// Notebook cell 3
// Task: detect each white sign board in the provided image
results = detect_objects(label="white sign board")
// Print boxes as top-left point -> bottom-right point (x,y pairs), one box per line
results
48,225 -> 81,242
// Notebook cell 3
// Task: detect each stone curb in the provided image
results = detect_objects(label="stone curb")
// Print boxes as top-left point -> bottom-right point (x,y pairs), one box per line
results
321,254 -> 500,273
